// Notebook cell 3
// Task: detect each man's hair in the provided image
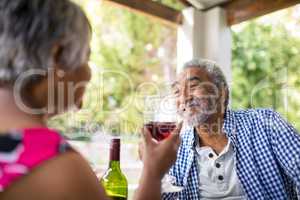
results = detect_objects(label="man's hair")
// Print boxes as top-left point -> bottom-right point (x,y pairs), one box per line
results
0,0 -> 91,84
183,58 -> 229,109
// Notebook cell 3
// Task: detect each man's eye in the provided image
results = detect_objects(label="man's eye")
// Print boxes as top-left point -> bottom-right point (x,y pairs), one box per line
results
190,84 -> 199,89
173,90 -> 180,95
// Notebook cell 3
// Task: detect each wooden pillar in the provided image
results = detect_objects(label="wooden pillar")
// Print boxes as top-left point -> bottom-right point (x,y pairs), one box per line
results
177,7 -> 232,87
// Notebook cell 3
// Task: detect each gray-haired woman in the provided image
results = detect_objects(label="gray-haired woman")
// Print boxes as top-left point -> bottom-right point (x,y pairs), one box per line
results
0,0 -> 180,199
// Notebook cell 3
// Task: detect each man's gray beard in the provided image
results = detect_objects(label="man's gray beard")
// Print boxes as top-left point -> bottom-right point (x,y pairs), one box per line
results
182,112 -> 209,127
178,97 -> 217,127
178,107 -> 210,127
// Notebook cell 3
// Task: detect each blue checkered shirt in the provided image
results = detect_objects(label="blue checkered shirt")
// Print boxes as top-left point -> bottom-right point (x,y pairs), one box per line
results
162,109 -> 300,200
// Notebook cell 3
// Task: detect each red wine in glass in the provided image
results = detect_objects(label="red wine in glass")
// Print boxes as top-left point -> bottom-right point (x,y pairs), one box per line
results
144,122 -> 176,141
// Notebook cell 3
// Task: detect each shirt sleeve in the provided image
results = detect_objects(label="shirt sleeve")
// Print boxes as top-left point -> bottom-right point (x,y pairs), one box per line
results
161,167 -> 180,200
269,110 -> 300,190
161,192 -> 178,200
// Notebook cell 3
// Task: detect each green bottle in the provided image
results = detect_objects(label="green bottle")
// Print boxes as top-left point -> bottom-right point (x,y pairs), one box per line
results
101,138 -> 128,200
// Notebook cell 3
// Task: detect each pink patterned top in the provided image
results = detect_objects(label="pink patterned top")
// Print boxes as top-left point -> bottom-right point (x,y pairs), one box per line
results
0,127 -> 70,191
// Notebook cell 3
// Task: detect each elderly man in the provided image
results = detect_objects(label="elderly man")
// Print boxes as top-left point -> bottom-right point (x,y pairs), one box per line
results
162,59 -> 300,199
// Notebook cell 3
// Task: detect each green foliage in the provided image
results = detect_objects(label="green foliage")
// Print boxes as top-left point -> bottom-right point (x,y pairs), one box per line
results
232,22 -> 300,130
50,1 -> 300,137
49,0 -> 177,137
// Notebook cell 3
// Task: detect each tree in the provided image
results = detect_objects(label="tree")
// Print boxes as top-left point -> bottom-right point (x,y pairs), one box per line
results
50,1 -> 300,137
231,19 -> 300,131
49,0 -> 182,138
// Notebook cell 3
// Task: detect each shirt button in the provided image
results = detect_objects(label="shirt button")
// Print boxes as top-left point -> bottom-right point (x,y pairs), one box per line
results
208,153 -> 214,158
218,175 -> 224,181
215,163 -> 221,168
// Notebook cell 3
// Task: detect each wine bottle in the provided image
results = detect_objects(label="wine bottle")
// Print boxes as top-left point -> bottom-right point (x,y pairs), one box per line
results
101,138 -> 128,200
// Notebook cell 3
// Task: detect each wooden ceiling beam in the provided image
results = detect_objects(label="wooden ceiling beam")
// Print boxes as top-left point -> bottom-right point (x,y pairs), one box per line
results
103,0 -> 182,27
223,0 -> 300,25
179,0 -> 193,7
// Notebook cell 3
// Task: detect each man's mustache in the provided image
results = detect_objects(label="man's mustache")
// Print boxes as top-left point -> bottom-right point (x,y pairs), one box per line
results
187,99 -> 201,107
177,98 -> 202,114
178,97 -> 217,115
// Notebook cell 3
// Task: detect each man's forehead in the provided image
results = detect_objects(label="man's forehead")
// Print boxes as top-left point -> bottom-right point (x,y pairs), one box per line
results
174,67 -> 210,84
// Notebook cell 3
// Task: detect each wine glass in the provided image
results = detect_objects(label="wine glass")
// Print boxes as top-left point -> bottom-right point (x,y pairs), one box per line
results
143,94 -> 184,193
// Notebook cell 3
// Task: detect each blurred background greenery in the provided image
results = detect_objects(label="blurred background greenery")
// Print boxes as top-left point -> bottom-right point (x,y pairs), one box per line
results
50,2 -> 300,198
48,0 -> 300,138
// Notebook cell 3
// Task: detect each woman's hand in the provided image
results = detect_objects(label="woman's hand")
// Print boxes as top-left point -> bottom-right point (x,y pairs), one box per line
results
139,122 -> 182,179
134,123 -> 182,200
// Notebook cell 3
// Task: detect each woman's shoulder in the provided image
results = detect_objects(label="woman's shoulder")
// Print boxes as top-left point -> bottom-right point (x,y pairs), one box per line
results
21,127 -> 66,143
16,127 -> 71,166
0,127 -> 70,191
22,127 -> 71,154
0,127 -> 108,199
1,150 -> 107,200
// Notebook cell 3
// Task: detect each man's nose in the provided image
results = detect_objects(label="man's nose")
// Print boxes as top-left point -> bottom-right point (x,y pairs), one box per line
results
178,87 -> 192,110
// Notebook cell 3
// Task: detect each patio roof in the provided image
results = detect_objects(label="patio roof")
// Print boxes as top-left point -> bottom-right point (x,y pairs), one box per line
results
103,0 -> 300,26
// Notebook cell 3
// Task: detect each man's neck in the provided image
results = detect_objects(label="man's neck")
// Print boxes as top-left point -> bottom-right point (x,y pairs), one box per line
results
195,114 -> 228,155
0,89 -> 46,133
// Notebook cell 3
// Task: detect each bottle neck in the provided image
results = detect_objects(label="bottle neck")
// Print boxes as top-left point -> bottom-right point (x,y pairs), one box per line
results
109,138 -> 121,169
109,160 -> 121,169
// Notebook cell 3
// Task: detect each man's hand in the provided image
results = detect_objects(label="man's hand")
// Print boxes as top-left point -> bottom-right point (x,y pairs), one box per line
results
139,122 -> 182,179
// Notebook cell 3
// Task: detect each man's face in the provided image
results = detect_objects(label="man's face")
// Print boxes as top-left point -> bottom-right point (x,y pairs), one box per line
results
172,67 -> 221,127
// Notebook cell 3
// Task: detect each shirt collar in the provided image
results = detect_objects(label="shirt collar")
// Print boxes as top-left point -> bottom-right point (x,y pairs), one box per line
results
223,109 -> 237,150
195,135 -> 233,158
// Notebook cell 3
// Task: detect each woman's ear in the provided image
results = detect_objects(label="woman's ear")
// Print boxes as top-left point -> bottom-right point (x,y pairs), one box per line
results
51,44 -> 64,69
22,75 -> 49,116
22,61 -> 65,118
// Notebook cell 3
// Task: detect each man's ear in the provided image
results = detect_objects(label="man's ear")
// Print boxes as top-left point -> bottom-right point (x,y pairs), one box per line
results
219,86 -> 228,113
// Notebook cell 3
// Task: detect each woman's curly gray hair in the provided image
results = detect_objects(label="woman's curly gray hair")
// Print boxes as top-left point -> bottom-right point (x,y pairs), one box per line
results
0,0 -> 91,84
183,58 -> 229,109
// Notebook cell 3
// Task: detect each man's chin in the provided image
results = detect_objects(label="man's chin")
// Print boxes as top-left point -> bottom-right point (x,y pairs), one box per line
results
185,114 -> 209,127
